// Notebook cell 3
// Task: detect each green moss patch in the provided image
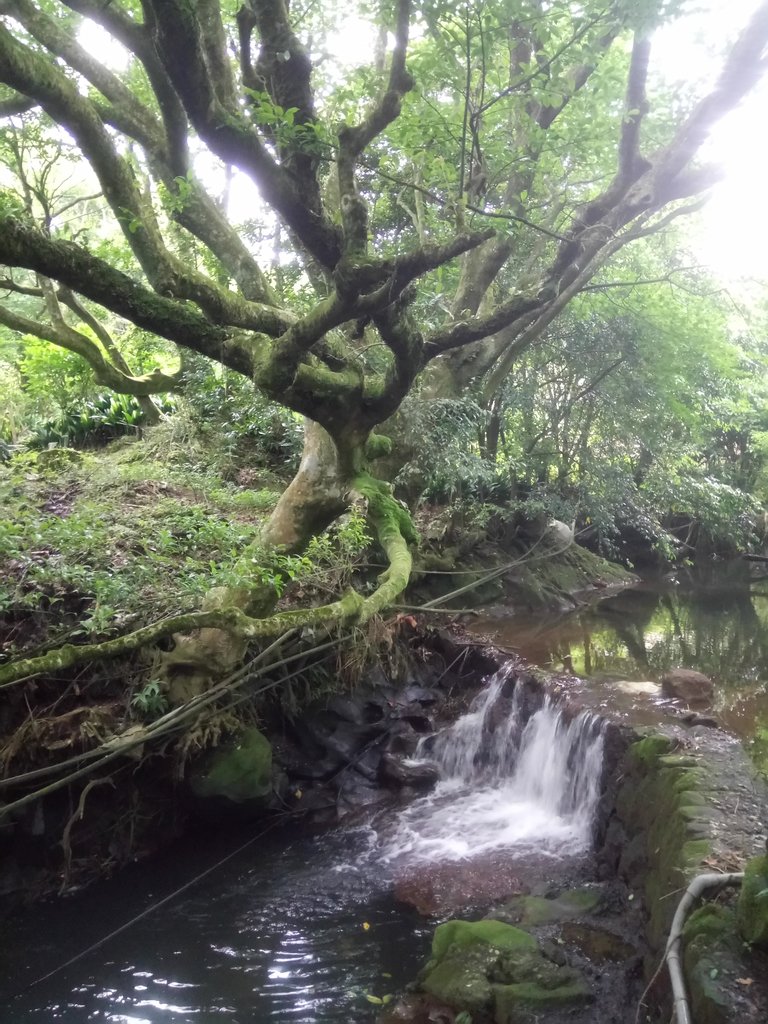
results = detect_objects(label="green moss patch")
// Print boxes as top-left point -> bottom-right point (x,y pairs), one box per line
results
683,905 -> 744,1024
421,918 -> 591,1021
510,542 -> 633,610
431,919 -> 537,961
494,888 -> 602,927
421,942 -> 497,1015
615,734 -> 713,949
189,727 -> 272,804
493,975 -> 593,1023
737,855 -> 768,948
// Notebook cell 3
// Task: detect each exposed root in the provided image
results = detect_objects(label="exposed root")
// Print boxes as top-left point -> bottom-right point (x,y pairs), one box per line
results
173,709 -> 242,778
0,484 -> 417,692
60,775 -> 115,890
1,703 -> 121,771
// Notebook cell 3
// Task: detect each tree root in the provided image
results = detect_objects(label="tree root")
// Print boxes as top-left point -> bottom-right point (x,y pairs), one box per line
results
0,595 -> 360,689
1,476 -> 418,690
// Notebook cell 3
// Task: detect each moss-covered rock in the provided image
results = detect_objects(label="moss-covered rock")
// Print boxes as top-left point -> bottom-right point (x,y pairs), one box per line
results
421,941 -> 497,1015
493,888 -> 602,927
737,855 -> 768,948
189,727 -> 272,805
420,918 -> 591,1021
614,734 -> 712,948
626,733 -> 674,769
683,905 -> 743,1024
613,730 -> 768,1023
430,919 -> 537,961
510,542 -> 633,610
35,446 -> 84,470
493,975 -> 593,1023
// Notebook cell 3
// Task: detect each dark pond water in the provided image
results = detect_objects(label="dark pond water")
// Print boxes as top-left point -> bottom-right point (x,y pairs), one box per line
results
472,561 -> 768,769
1,824 -> 430,1023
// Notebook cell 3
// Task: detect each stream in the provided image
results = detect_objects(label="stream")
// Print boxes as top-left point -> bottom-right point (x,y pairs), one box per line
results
3,563 -> 767,1023
473,561 -> 768,761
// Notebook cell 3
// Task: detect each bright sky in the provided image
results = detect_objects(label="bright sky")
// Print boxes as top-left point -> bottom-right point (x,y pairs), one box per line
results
75,1 -> 768,285
652,0 -> 768,282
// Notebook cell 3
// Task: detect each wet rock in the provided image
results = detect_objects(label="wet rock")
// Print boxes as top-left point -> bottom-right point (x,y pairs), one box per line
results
538,938 -> 568,966
422,941 -> 497,1015
376,994 -> 454,1023
379,753 -> 440,790
618,832 -> 648,885
288,784 -> 336,816
349,745 -> 383,781
322,722 -> 385,764
336,770 -> 393,815
492,888 -> 603,928
297,714 -> 386,762
325,695 -> 366,724
678,711 -> 720,728
684,904 -> 768,1024
661,668 -> 715,705
399,711 -> 433,733
560,922 -> 638,963
269,739 -> 340,781
384,720 -> 421,756
485,693 -> 515,735
597,818 -> 627,877
492,952 -> 593,1021
361,662 -> 390,690
400,684 -> 441,706
188,727 -> 272,814
418,919 -> 592,1023
430,918 -> 537,959
514,673 -> 546,719
271,669 -> 450,820
361,694 -> 389,722
395,852 -> 526,916
612,680 -> 660,696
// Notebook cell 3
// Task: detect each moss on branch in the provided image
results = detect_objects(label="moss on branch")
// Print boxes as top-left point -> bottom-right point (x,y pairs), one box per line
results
352,472 -> 418,617
0,462 -> 418,692
0,591 -> 370,690
365,433 -> 393,460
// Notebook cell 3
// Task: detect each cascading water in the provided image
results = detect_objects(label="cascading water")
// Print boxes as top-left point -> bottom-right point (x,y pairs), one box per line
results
381,665 -> 605,863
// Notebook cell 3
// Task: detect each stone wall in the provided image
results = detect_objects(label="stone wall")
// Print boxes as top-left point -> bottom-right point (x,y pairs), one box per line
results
605,730 -> 768,1023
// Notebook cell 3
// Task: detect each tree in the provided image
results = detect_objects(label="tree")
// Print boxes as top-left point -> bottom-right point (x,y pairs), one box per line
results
1,0 -> 767,689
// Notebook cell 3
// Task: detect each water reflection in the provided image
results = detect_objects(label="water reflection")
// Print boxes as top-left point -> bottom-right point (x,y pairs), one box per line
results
2,827 -> 429,1023
473,563 -> 768,773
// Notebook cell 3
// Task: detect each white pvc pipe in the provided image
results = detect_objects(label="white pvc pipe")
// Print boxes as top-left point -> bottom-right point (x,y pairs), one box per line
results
665,871 -> 744,1024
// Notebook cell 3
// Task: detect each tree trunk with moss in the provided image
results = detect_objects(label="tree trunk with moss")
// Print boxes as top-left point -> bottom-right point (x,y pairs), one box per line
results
261,420 -> 352,551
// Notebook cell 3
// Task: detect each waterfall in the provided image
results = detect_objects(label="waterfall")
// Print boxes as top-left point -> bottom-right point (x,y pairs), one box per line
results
380,666 -> 605,863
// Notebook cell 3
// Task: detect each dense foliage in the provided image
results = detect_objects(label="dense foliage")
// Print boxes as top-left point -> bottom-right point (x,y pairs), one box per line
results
0,0 -> 767,683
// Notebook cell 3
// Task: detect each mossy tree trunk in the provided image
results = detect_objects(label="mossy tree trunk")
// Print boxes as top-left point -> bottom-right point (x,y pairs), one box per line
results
261,420 -> 357,552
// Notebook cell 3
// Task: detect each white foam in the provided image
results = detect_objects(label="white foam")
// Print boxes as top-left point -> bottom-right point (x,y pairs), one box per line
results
379,667 -> 604,864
